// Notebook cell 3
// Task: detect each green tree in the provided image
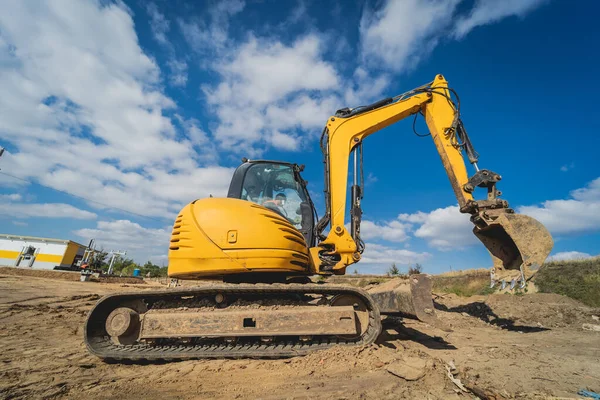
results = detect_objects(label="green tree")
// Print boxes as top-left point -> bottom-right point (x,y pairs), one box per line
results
408,263 -> 423,275
387,263 -> 400,276
111,255 -> 139,276
88,248 -> 109,270
141,261 -> 162,277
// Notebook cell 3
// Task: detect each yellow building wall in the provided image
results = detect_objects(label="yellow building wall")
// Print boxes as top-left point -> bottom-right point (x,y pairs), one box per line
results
0,250 -> 21,259
60,242 -> 80,266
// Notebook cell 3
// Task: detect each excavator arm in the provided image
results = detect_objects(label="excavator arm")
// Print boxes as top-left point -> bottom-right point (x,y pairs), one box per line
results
310,74 -> 553,288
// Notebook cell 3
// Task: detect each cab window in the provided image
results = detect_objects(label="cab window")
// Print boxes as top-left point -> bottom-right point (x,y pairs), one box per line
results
241,163 -> 308,230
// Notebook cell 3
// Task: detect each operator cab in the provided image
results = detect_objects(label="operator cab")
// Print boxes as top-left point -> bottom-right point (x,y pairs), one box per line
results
227,159 -> 317,247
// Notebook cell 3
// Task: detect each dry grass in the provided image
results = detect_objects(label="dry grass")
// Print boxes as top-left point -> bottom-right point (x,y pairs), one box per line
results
319,275 -> 392,288
534,256 -> 600,307
431,270 -> 495,297
428,257 -> 600,306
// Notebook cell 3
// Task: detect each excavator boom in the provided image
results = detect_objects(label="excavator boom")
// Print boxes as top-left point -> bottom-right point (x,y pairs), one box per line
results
311,74 -> 553,288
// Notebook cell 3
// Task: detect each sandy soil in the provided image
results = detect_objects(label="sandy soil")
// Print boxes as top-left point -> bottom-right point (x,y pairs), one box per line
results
1,272 -> 599,399
0,266 -> 146,285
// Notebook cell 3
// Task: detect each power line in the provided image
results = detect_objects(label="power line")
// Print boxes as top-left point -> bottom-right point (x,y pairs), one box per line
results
0,170 -> 168,223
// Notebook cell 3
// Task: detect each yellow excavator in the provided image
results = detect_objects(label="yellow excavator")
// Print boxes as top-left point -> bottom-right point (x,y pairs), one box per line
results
85,75 -> 553,361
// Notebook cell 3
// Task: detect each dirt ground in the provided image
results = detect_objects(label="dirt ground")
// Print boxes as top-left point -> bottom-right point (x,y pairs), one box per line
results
1,272 -> 599,399
0,267 -> 146,285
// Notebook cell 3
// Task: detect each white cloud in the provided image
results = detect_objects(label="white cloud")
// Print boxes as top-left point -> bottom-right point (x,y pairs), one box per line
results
146,2 -> 170,46
518,177 -> 600,234
12,221 -> 28,227
270,131 -> 300,152
176,0 -> 548,157
366,177 -> 600,252
359,0 -> 460,72
211,35 -> 339,106
145,3 -> 188,88
548,251 -> 594,262
74,219 -> 170,262
204,34 -> 341,152
287,0 -> 309,25
167,59 -> 188,87
0,202 -> 97,220
0,1 -> 232,219
560,162 -> 575,172
571,178 -> 600,201
264,94 -> 340,134
359,0 -> 547,72
354,205 -> 476,251
0,172 -> 27,188
359,220 -> 411,243
178,2 -> 343,153
359,243 -> 431,274
453,0 -> 548,39
178,0 -> 245,55
399,205 -> 477,250
0,193 -> 22,201
343,67 -> 391,106
0,192 -> 96,219
174,114 -> 219,163
365,172 -> 378,186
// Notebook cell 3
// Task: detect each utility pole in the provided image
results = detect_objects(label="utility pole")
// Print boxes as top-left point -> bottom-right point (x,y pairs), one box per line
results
107,250 -> 127,275
0,147 -> 5,170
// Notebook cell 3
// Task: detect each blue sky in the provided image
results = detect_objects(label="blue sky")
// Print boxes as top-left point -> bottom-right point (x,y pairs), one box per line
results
0,0 -> 599,274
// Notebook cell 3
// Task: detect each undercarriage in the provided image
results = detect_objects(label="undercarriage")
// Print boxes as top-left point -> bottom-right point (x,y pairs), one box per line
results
85,284 -> 383,361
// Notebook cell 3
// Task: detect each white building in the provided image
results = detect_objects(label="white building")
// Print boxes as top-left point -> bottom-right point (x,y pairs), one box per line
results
0,234 -> 88,270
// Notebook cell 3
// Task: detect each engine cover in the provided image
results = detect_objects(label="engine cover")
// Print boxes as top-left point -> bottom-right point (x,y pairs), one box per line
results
168,198 -> 311,279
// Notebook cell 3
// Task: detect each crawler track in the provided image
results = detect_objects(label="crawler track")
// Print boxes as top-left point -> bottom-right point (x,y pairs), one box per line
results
84,284 -> 382,361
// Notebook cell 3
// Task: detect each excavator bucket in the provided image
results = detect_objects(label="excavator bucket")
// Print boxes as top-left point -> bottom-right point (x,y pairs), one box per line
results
367,274 -> 450,331
473,212 -> 553,288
